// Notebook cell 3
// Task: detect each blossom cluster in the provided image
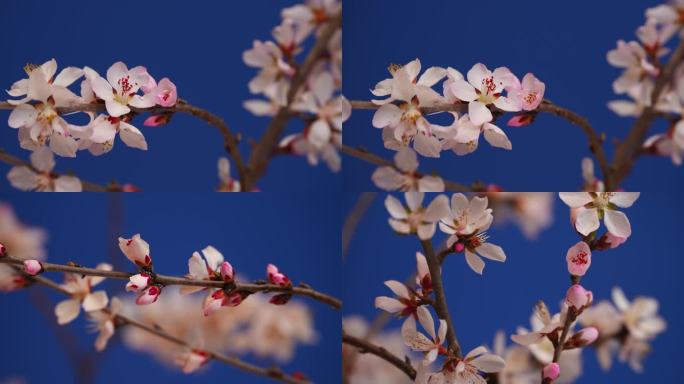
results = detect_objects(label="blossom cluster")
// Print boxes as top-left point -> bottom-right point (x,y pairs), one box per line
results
242,0 -> 348,172
5,59 -> 178,191
607,1 -> 684,165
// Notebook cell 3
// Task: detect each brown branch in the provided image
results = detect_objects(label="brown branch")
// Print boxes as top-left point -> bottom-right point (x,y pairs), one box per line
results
0,99 -> 246,185
20,272 -> 308,384
341,145 -> 471,192
610,39 -> 684,189
420,239 -> 461,357
342,333 -> 417,380
348,99 -> 611,184
244,12 -> 342,190
0,255 -> 341,310
0,148 -> 117,192
342,192 -> 377,259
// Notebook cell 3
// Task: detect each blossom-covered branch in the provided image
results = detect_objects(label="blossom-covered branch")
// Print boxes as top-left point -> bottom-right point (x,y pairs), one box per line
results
0,253 -> 341,310
17,270 -> 309,384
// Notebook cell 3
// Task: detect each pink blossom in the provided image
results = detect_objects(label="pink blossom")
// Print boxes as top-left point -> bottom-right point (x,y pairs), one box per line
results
143,114 -> 171,127
566,284 -> 593,311
604,231 -> 628,248
506,114 -> 534,127
220,261 -> 234,282
566,241 -> 592,276
151,78 -> 177,107
567,327 -> 599,348
267,264 -> 291,287
0,243 -> 6,257
23,259 -> 42,275
118,234 -> 152,268
202,289 -> 244,316
543,362 -> 560,380
508,73 -> 545,111
136,285 -> 161,305
126,273 -> 151,292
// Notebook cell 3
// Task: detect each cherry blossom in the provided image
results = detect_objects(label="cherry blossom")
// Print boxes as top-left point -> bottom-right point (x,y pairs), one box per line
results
81,114 -> 148,155
566,242 -> 592,277
148,78 -> 178,107
447,63 -> 521,125
372,148 -> 445,192
415,252 -> 432,295
202,289 -> 245,316
385,193 -> 449,240
507,73 -> 546,111
181,245 -> 233,295
565,284 -> 593,312
7,148 -> 82,192
125,273 -> 152,292
646,0 -> 684,31
612,287 -> 667,340
421,346 -> 506,384
371,59 -> 446,107
607,40 -> 658,99
401,309 -> 446,365
374,280 -> 422,319
511,302 -> 563,350
282,0 -> 341,29
22,259 -> 42,275
175,349 -> 211,374
136,285 -> 162,305
55,263 -> 112,324
243,40 -> 294,102
86,62 -> 155,117
267,263 -> 291,287
88,297 -> 122,351
559,192 -> 640,237
438,112 -> 512,156
118,234 -> 152,268
6,59 -> 82,106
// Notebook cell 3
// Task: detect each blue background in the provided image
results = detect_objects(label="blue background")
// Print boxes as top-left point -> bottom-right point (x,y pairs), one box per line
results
0,0 -> 340,192
0,193 -> 341,383
343,0 -> 684,192
343,192 -> 681,383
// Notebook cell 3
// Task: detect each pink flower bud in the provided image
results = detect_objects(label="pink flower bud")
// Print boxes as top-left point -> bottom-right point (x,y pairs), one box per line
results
267,264 -> 291,287
507,114 -> 533,127
542,362 -> 560,380
566,241 -> 591,276
454,243 -> 465,253
23,259 -> 42,275
154,78 -> 177,107
118,234 -> 152,268
565,284 -> 593,310
224,291 -> 244,307
143,114 -> 171,127
270,293 -> 292,305
605,232 -> 628,249
0,243 -> 6,257
576,327 -> 599,345
126,273 -> 151,292
136,285 -> 161,305
220,261 -> 234,283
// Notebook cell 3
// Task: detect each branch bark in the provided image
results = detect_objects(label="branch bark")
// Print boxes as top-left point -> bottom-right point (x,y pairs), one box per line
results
343,332 -> 417,380
0,255 -> 341,310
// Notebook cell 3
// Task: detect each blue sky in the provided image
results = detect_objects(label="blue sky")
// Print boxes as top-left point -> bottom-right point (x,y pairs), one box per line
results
0,0 -> 340,192
0,193 -> 341,383
343,0 -> 684,192
343,192 -> 681,383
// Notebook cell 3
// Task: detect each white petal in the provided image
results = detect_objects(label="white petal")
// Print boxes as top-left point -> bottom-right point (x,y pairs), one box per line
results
417,223 -> 436,240
30,148 -> 55,172
375,296 -> 405,313
119,122 -> 148,150
449,79 -> 477,102
470,353 -> 506,372
188,252 -> 210,279
609,192 -> 640,208
82,291 -> 109,312
604,209 -> 632,238
8,104 -> 38,128
385,195 -> 408,219
202,246 -> 224,271
575,208 -> 600,236
55,298 -> 81,325
385,280 -> 410,299
7,166 -> 38,191
53,67 -> 84,88
483,123 -> 512,150
511,332 -> 544,346
105,100 -> 131,117
559,192 -> 593,207
476,243 -> 506,262
54,176 -> 82,192
372,104 -> 402,128
465,250 -> 485,275
395,147 -> 418,172
469,101 -> 493,126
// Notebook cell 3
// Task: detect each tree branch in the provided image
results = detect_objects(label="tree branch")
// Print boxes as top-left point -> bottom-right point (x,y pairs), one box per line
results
0,148 -> 118,192
0,255 -> 341,310
610,39 -> 684,189
244,12 -> 342,190
420,239 -> 461,357
341,145 -> 471,192
342,332 -> 417,380
0,99 -> 247,186
19,271 -> 308,384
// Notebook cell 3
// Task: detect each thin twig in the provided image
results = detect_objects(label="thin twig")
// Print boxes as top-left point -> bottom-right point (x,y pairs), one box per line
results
342,192 -> 377,259
340,145 -> 471,192
610,39 -> 684,189
0,255 -> 341,310
244,12 -> 342,190
0,148 -> 115,192
20,272 -> 308,384
420,239 -> 461,357
342,333 -> 417,380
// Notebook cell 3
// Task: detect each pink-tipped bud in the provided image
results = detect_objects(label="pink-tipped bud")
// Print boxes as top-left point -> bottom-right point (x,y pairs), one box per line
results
604,232 -> 628,249
154,78 -> 178,107
136,285 -> 161,305
126,273 -> 151,292
203,290 -> 226,316
565,284 -> 593,311
0,243 -> 6,257
507,114 -> 534,127
220,261 -> 234,283
566,241 -> 591,276
224,291 -> 244,307
118,234 -> 152,268
565,327 -> 599,349
454,243 -> 465,253
23,260 -> 42,275
143,114 -> 171,127
267,264 -> 291,287
542,362 -> 560,380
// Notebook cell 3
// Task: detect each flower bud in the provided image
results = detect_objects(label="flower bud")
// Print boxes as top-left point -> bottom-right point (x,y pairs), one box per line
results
270,293 -> 292,305
118,234 -> 152,268
566,241 -> 591,276
220,261 -> 234,283
564,326 -> 599,349
453,243 -> 465,253
154,78 -> 178,107
126,273 -> 151,292
565,284 -> 593,310
203,289 -> 226,316
604,232 -> 628,249
136,285 -> 161,305
23,259 -> 42,275
267,264 -> 291,287
0,243 -> 6,257
542,362 -> 560,380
